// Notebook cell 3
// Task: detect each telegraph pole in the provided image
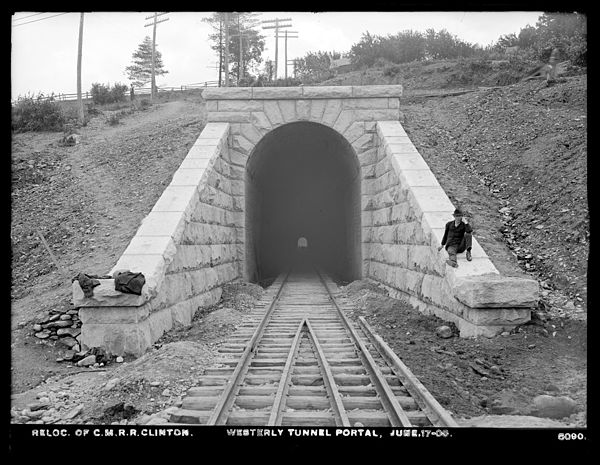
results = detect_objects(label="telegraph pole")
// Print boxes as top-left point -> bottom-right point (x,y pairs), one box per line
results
223,12 -> 230,87
76,13 -> 84,125
276,30 -> 298,81
144,12 -> 169,100
261,17 -> 292,80
230,13 -> 250,85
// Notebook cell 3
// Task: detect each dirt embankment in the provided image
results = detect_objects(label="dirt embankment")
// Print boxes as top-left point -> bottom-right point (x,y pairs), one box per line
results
399,75 -> 588,311
11,97 -> 206,392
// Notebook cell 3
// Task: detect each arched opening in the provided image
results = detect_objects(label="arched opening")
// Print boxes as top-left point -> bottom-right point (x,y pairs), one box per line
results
245,121 -> 361,283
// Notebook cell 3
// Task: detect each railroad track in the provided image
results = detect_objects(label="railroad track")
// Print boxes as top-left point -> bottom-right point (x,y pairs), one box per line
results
167,267 -> 458,427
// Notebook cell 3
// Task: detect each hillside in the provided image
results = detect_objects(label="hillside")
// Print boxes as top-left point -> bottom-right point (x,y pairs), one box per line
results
10,63 -> 587,428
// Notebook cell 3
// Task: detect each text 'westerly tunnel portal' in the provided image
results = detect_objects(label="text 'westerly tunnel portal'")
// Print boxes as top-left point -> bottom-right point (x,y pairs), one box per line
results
72,85 -> 539,357
245,121 -> 361,283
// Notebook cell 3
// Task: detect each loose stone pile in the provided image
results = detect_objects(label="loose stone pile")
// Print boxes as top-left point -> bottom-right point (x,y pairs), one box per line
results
33,307 -> 82,355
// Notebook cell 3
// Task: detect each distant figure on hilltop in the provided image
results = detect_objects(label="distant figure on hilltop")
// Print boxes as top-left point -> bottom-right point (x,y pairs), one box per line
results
130,84 -> 135,102
438,208 -> 473,268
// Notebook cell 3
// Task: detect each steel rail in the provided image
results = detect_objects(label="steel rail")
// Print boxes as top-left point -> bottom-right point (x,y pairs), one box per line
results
207,269 -> 291,425
358,316 -> 459,427
315,268 -> 413,427
267,318 -> 307,426
305,318 -> 351,427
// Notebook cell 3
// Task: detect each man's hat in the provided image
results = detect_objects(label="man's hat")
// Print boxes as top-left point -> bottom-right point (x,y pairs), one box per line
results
453,208 -> 463,217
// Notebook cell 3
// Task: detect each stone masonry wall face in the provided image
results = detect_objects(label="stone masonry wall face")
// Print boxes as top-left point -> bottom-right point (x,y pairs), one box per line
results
80,123 -> 242,354
204,91 -> 401,279
361,121 -> 534,335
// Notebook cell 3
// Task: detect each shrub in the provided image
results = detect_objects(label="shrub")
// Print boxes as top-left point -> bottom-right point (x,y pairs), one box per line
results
383,64 -> 402,77
106,113 -> 121,126
90,82 -> 128,105
139,99 -> 151,109
11,93 -> 65,133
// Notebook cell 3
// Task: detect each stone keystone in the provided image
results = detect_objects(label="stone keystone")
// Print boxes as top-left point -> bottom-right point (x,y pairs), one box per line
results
452,273 -> 540,308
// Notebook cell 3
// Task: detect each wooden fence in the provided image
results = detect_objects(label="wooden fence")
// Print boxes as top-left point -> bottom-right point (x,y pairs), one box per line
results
11,81 -> 219,105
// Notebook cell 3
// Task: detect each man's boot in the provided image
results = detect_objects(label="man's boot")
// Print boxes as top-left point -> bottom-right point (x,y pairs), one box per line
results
466,250 -> 472,261
446,259 -> 458,268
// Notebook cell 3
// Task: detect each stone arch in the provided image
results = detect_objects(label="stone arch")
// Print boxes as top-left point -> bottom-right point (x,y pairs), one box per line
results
244,120 -> 362,283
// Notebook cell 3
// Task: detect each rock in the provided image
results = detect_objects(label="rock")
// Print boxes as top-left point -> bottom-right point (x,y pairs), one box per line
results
501,331 -> 510,337
150,381 -> 161,387
544,383 -> 560,393
161,388 -> 171,397
57,337 -> 79,349
26,409 -> 45,419
435,325 -> 453,339
35,331 -> 51,339
27,401 -> 50,412
62,351 -> 75,361
488,389 -> 532,415
49,320 -> 72,328
116,356 -> 124,363
36,391 -> 48,399
564,301 -> 576,311
104,378 -> 121,391
136,414 -> 153,425
59,314 -> 72,321
57,328 -> 81,338
33,324 -> 43,332
77,355 -> 97,367
62,404 -> 84,420
530,395 -> 579,419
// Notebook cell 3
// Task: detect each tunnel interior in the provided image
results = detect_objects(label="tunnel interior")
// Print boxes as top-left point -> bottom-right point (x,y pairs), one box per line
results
245,121 -> 362,283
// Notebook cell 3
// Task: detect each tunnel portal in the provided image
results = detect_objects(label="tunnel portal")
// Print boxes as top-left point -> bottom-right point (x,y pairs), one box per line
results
245,121 -> 362,283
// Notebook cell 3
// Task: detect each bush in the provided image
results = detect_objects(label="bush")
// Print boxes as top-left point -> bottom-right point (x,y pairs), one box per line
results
139,99 -> 151,109
11,93 -> 65,133
90,82 -> 128,105
106,114 -> 120,126
383,64 -> 402,77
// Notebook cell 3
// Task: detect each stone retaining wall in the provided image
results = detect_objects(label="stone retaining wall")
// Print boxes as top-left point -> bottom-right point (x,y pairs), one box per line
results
73,122 -> 242,355
364,120 -> 539,336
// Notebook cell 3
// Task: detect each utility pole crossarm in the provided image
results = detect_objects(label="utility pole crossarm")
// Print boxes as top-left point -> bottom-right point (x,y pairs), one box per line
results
261,17 -> 293,80
144,18 -> 169,27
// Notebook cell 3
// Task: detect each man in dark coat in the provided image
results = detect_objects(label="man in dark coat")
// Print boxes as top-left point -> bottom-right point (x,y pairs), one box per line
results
438,208 -> 473,268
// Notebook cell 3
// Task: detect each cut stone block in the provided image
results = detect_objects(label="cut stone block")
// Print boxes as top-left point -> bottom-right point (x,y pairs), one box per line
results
453,274 -> 540,308
152,186 -> 199,213
73,280 -> 148,308
302,86 -> 353,98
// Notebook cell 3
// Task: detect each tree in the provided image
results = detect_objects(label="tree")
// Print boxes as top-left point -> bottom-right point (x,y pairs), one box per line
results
125,36 -> 168,87
204,12 -> 265,86
295,51 -> 332,84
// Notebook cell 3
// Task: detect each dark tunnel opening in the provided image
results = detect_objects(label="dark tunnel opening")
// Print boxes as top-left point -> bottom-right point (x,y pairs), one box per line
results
245,121 -> 362,283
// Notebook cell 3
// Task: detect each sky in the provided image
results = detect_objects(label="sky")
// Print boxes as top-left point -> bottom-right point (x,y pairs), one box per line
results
11,11 -> 544,100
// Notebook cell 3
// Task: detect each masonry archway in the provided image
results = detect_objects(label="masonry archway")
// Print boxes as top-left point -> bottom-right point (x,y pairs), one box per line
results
245,121 -> 362,283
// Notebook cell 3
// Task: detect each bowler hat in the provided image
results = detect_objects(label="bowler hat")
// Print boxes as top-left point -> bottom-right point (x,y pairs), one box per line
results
452,208 -> 464,217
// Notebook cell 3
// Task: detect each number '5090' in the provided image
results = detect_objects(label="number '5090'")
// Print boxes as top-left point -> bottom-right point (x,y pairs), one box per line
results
558,433 -> 586,440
